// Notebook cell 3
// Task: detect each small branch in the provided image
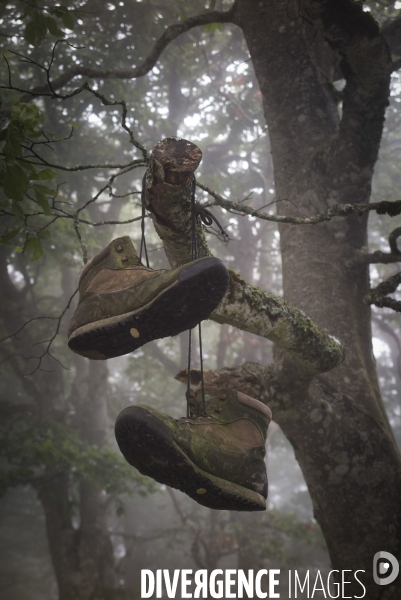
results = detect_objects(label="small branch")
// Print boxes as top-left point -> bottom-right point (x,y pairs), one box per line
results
364,272 -> 401,312
389,226 -> 401,255
197,181 -> 401,225
75,164 -> 144,216
18,154 -> 146,173
1,289 -> 78,377
3,208 -> 144,228
360,251 -> 401,265
360,227 -> 401,264
73,216 -> 88,264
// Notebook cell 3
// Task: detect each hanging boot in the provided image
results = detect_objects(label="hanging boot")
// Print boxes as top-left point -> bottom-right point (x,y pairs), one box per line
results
68,236 -> 229,359
114,386 -> 272,511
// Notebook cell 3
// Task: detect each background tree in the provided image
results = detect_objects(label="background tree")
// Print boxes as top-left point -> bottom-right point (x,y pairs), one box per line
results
1,1 -> 401,599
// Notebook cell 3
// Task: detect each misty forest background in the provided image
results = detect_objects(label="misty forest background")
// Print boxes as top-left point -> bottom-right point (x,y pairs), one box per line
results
0,1 -> 400,599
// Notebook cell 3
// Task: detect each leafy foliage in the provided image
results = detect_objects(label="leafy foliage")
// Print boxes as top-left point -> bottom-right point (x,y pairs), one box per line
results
20,1 -> 75,46
0,405 -> 151,497
0,103 -> 58,259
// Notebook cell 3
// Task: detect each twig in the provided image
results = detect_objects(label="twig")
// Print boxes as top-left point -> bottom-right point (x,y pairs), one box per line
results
1,289 -> 78,376
197,180 -> 401,224
364,271 -> 401,312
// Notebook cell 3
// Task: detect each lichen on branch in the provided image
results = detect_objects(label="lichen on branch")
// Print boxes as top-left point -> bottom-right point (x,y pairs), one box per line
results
145,137 -> 345,377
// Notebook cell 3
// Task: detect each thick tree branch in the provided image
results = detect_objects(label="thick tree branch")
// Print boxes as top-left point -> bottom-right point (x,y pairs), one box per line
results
382,15 -> 401,60
145,138 -> 345,378
302,0 -> 392,180
175,360 -> 318,417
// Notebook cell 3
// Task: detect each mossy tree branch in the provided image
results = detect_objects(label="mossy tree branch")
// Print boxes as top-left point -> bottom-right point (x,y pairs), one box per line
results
145,137 -> 345,378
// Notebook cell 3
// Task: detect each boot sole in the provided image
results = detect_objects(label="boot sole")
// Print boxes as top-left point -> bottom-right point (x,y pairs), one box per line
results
115,406 -> 266,512
68,258 -> 229,359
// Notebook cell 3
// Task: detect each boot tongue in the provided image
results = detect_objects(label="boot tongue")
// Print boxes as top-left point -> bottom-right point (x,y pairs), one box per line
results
78,236 -> 141,295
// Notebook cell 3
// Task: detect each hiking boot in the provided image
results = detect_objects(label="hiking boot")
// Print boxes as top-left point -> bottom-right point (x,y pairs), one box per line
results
68,236 -> 229,360
115,387 -> 272,511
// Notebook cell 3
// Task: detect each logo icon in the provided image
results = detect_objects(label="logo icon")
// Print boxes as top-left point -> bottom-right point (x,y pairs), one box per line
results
373,551 -> 399,585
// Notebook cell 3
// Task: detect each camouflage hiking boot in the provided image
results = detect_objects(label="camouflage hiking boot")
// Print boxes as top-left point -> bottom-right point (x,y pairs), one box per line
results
68,236 -> 229,360
115,387 -> 272,511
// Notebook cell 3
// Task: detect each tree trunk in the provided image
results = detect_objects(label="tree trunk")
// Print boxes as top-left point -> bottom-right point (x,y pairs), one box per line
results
0,250 -> 123,600
146,110 -> 400,600
232,2 -> 401,597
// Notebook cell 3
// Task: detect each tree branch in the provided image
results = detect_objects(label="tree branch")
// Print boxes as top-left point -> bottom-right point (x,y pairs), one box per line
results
364,271 -> 401,312
358,226 -> 401,264
15,6 -> 237,99
360,250 -> 401,265
382,14 -> 401,61
302,0 -> 392,179
145,138 -> 345,378
197,181 -> 401,225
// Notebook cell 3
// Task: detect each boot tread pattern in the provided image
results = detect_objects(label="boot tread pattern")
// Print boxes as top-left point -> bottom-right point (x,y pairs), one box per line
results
69,262 -> 228,359
115,406 -> 266,512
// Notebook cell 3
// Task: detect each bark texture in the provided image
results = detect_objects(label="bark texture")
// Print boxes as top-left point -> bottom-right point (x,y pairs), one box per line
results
144,1 -> 401,593
146,139 -> 344,379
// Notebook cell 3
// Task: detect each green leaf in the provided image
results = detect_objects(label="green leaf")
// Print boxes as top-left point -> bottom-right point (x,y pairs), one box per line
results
2,163 -> 29,201
31,167 -> 56,181
10,200 -> 25,220
61,11 -> 74,30
24,19 -> 47,45
34,188 -> 52,215
70,121 -> 78,130
3,123 -> 24,159
38,229 -> 51,240
0,225 -> 23,246
33,183 -> 56,196
23,162 -> 38,178
25,236 -> 43,261
44,16 -> 64,37
11,103 -> 40,130
24,21 -> 37,45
